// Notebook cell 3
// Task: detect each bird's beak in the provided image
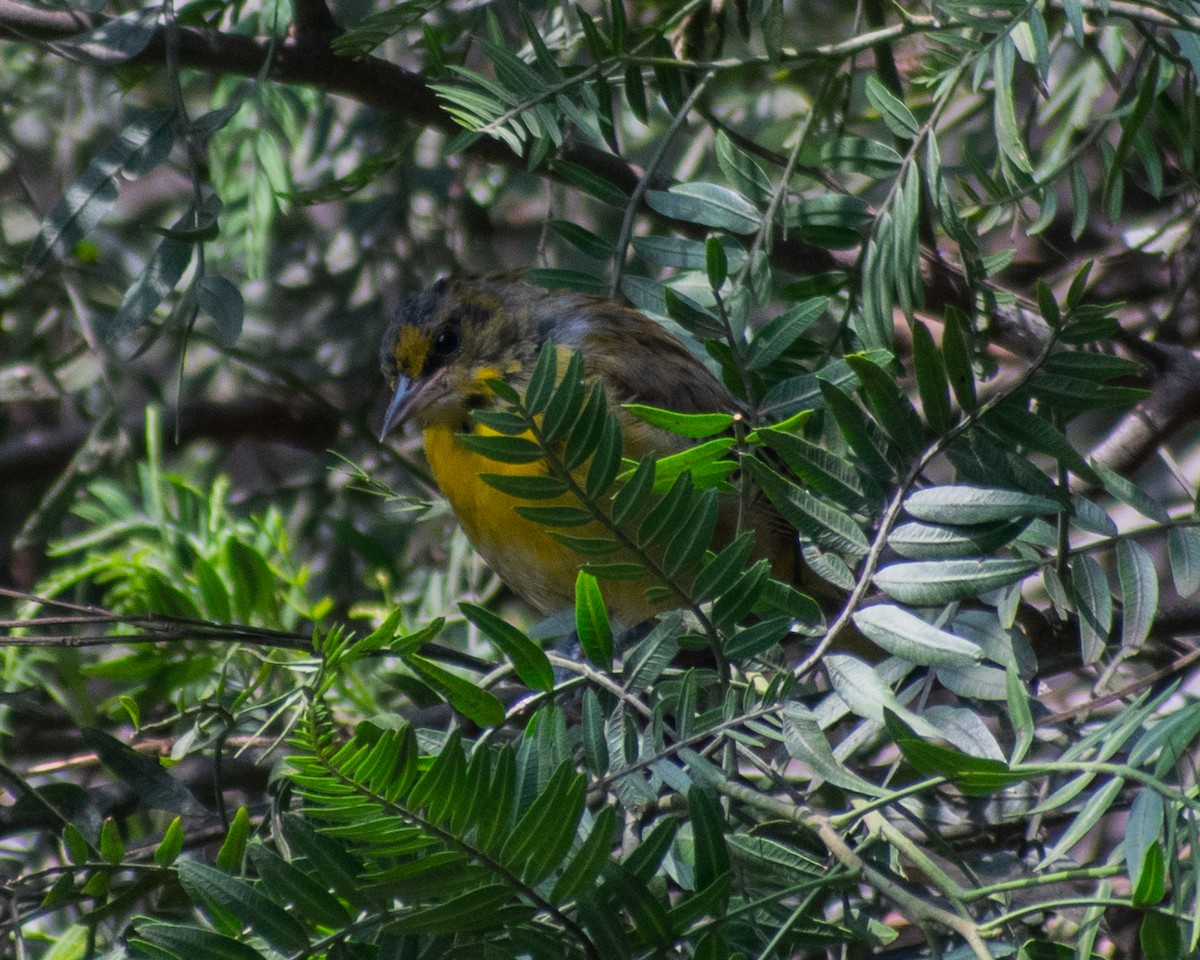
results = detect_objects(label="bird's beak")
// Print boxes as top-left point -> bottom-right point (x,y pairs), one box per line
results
379,369 -> 452,441
380,376 -> 415,442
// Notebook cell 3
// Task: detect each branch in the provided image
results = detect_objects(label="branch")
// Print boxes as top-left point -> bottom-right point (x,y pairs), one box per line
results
1085,334 -> 1200,477
0,397 -> 339,484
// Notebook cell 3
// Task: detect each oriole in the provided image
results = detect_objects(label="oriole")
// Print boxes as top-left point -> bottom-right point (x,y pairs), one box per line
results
379,276 -> 796,624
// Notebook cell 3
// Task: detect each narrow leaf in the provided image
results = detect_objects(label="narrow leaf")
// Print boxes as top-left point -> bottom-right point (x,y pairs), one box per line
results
575,571 -> 613,669
1072,554 -> 1112,664
874,558 -> 1038,604
852,605 -> 983,666
1117,539 -> 1158,651
461,602 -> 554,692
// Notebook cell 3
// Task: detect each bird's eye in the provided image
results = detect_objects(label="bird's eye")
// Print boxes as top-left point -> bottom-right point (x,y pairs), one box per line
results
433,327 -> 459,357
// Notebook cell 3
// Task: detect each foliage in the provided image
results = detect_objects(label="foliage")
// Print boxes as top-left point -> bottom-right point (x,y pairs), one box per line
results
3,1 -> 1200,959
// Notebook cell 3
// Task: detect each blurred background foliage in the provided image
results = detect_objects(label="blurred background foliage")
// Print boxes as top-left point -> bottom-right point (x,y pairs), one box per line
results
3,0 -> 1200,957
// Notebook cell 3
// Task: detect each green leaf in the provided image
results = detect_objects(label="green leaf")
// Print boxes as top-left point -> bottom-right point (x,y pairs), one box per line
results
873,558 -> 1039,604
624,63 -> 648,123
1038,776 -> 1125,869
1095,464 -> 1170,523
817,378 -> 896,480
1139,911 -> 1182,959
460,602 -> 554,692
744,457 -> 870,556
216,807 -> 250,873
845,354 -> 925,458
1104,55 -> 1160,210
600,861 -> 673,948
663,286 -> 724,337
1072,554 -> 1112,664
549,159 -> 630,206
98,236 -> 193,343
456,433 -> 544,464
910,320 -> 951,433
514,504 -> 594,527
650,438 -> 736,491
60,9 -> 157,62
580,689 -> 610,775
550,805 -> 617,903
1006,663 -> 1035,765
563,383 -> 609,473
715,131 -> 773,205
611,456 -> 655,526
1126,789 -> 1164,905
398,883 -> 524,933
645,183 -> 762,234
883,710 -> 1025,796
178,861 -> 309,952
865,75 -> 920,138
63,823 -> 90,865
81,728 -> 202,814
549,220 -> 611,260
687,786 -> 730,895
711,559 -> 770,626
705,235 -> 728,289
575,571 -> 613,669
623,405 -> 732,438
24,109 -> 175,275
134,922 -> 266,960
936,662 -> 1009,700
1041,351 -> 1144,382
851,605 -> 983,666
781,704 -> 887,795
993,39 -> 1034,174
941,305 -> 976,412
622,613 -> 682,691
280,816 -> 368,907
903,485 -> 1060,524
1117,539 -> 1158,651
662,489 -> 718,576
888,518 -> 1028,559
525,268 -> 607,295
1168,525 -> 1200,598
403,654 -> 505,726
479,473 -> 569,500
623,818 -> 678,881
587,416 -> 624,498
819,136 -> 902,174
631,234 -> 747,272
723,616 -> 793,660
577,890 -> 633,960
100,818 -> 124,864
823,654 -> 914,724
985,404 -> 1097,482
541,351 -> 587,444
785,193 -> 872,248
638,471 -> 696,547
650,34 -> 684,112
197,274 -> 244,346
549,533 -> 620,557
746,298 -> 827,371
525,341 -> 559,415
691,532 -> 756,602
757,428 -> 869,511
471,409 -> 535,436
500,762 -> 585,882
247,845 -> 349,927
1027,373 -> 1149,413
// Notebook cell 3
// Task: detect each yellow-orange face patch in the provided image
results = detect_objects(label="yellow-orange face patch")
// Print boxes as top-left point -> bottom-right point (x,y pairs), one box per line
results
391,325 -> 433,379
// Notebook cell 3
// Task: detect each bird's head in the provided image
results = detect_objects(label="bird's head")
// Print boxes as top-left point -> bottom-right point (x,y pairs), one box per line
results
379,277 -> 538,439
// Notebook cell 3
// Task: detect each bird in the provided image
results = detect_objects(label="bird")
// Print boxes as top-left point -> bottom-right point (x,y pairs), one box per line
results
378,276 -> 798,626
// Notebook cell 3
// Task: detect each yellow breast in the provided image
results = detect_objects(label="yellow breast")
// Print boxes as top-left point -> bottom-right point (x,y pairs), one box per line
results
422,421 -> 663,622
